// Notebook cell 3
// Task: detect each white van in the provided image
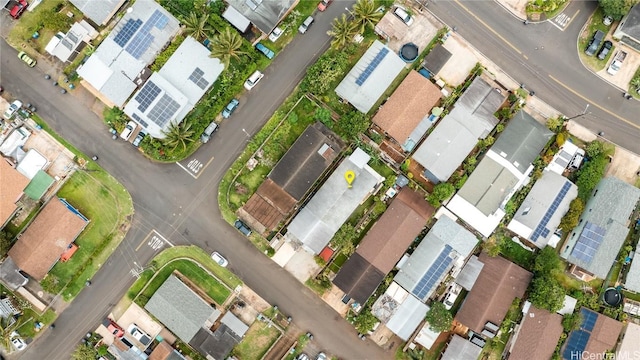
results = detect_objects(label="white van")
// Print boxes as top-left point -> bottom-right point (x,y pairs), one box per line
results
120,121 -> 137,141
244,70 -> 264,90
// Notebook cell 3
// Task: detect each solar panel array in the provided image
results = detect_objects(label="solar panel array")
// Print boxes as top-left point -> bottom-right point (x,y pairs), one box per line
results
188,68 -> 209,90
571,222 -> 606,263
125,10 -> 169,59
135,81 -> 161,113
147,94 -> 180,128
530,181 -> 572,242
131,113 -> 148,128
411,245 -> 453,300
114,19 -> 143,47
355,47 -> 389,86
580,308 -> 597,331
563,329 -> 590,360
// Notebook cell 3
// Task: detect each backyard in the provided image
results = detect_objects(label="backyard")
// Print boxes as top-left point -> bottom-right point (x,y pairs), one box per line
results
232,321 -> 282,360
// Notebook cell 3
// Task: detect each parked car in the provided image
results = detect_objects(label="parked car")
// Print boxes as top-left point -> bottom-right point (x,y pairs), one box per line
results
132,130 -> 147,147
585,30 -> 605,56
393,7 -> 414,26
244,70 -> 264,90
3,100 -> 22,120
222,98 -> 239,119
443,284 -> 462,310
9,0 -> 28,19
298,16 -> 314,34
127,324 -> 151,346
200,121 -> 219,143
102,319 -> 125,338
269,27 -> 284,42
17,51 -> 36,67
211,251 -> 229,267
255,43 -> 275,59
597,40 -> 612,60
607,50 -> 627,75
120,121 -> 137,141
10,332 -> 26,351
316,353 -> 328,360
234,219 -> 252,236
603,15 -> 613,26
317,0 -> 332,11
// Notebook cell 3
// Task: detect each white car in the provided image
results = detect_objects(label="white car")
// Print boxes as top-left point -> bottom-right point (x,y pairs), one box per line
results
3,100 -> 23,119
393,7 -> 414,26
120,120 -> 137,141
211,251 -> 229,267
10,331 -> 26,351
244,70 -> 264,91
443,284 -> 462,310
269,27 -> 284,42
127,324 -> 152,346
298,16 -> 314,34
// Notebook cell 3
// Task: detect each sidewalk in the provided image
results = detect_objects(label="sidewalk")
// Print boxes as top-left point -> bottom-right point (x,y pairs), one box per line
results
494,0 -> 528,20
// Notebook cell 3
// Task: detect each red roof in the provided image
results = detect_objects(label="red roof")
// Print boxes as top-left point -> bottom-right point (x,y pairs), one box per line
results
319,247 -> 334,262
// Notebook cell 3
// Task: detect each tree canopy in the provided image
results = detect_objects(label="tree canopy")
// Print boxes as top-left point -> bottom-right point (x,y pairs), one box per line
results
528,275 -> 566,312
599,0 -> 635,20
425,302 -> 453,332
559,198 -> 584,233
534,246 -> 563,275
336,111 -> 370,140
427,183 -> 455,207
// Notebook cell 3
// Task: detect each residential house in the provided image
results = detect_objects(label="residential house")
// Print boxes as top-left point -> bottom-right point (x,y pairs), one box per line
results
16,149 -> 48,180
8,198 -> 88,280
421,44 -> 453,76
613,4 -> 640,53
124,36 -> 223,138
285,148 -> 383,254
624,246 -> 640,293
224,0 -> 296,34
561,177 -> 640,279
413,322 -> 441,350
412,77 -> 504,184
455,253 -> 532,336
447,109 -> 553,237
44,21 -> 98,63
144,275 -> 220,343
189,312 -> 249,360
547,141 -> 584,175
508,304 -> 564,360
617,322 -> 640,360
333,189 -> 433,306
371,282 -> 429,341
508,170 -> 578,248
394,216 -> 478,303
0,159 -> 29,227
372,70 -> 442,152
563,308 -> 622,360
335,40 -> 406,114
70,0 -> 126,25
77,2 -> 180,107
455,255 -> 484,291
441,334 -> 483,360
239,123 -> 344,234
149,341 -> 185,360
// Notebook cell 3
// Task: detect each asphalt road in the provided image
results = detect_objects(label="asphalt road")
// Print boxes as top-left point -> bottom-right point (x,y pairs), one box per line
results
2,2 -> 392,359
428,0 -> 640,153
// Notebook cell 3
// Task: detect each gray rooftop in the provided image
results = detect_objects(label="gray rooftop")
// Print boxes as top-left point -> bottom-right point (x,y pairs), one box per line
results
0,257 -> 28,291
562,177 -> 640,278
508,171 -> 578,248
220,311 -> 248,337
190,325 -> 239,360
335,40 -> 406,114
618,4 -> 640,41
412,77 -> 504,183
394,216 -> 478,302
286,148 -> 383,254
441,334 -> 483,360
226,0 -> 296,34
77,1 -> 179,107
69,0 -> 125,25
455,255 -> 484,291
144,275 -> 219,342
625,249 -> 640,293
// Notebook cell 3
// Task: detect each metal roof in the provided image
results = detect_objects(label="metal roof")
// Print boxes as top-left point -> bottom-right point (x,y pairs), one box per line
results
455,255 -> 484,291
625,249 -> 640,292
220,312 -> 248,337
385,290 -> 429,340
226,0 -> 296,34
441,335 -> 482,360
69,0 -> 125,25
222,5 -> 251,33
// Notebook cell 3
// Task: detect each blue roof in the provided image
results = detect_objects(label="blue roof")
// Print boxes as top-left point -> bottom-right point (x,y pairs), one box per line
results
530,181 -> 572,242
411,245 -> 453,299
563,329 -> 590,359
571,222 -> 606,263
580,308 -> 597,332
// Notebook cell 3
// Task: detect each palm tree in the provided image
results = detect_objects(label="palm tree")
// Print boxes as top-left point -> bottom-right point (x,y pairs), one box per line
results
209,28 -> 247,68
162,120 -> 195,151
0,316 -> 22,352
327,14 -> 358,49
631,76 -> 640,92
352,0 -> 382,33
181,11 -> 213,41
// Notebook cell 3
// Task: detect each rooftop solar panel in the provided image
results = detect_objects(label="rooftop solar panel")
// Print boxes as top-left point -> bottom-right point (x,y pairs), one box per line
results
114,19 -> 143,47
355,47 -> 389,86
563,330 -> 590,360
188,68 -> 210,90
126,32 -> 154,59
135,81 -> 161,113
571,221 -> 606,263
580,308 -> 597,331
147,94 -> 180,128
530,181 -> 572,242
411,245 -> 453,300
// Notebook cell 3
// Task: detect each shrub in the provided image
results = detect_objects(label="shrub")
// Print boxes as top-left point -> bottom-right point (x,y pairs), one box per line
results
427,183 -> 455,207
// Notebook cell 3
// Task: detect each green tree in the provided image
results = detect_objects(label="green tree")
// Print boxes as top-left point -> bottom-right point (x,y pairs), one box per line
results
182,11 -> 213,40
599,0 -> 635,20
209,28 -> 247,68
631,76 -> 640,91
576,155 -> 607,201
314,107 -> 333,127
528,276 -> 566,312
352,0 -> 383,33
559,198 -> 585,233
352,310 -> 378,333
585,140 -> 605,158
162,120 -> 195,151
562,312 -> 581,332
546,117 -> 564,133
331,224 -> 357,254
103,106 -> 127,128
425,302 -> 453,332
72,343 -> 98,360
0,231 -> 11,259
327,14 -> 358,49
336,111 -> 370,140
0,316 -> 16,351
427,183 -> 455,207
301,51 -> 349,95
533,246 -> 562,275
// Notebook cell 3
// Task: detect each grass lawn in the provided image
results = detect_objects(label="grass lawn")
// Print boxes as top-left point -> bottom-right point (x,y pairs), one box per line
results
232,321 -> 281,360
328,253 -> 348,273
578,7 -> 614,71
395,341 -> 446,360
16,308 -> 57,340
498,237 -> 535,271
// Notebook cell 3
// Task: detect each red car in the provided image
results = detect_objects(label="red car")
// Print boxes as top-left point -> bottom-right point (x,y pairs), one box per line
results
317,0 -> 332,11
102,319 -> 124,338
9,0 -> 28,19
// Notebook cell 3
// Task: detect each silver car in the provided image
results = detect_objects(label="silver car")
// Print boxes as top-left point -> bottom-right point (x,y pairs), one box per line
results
298,16 -> 314,34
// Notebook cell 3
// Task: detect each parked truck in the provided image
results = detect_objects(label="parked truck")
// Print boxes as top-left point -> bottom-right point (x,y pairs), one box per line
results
607,50 -> 627,75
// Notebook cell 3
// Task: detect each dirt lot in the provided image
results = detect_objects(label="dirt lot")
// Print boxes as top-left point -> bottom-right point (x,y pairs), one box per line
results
606,146 -> 640,185
375,6 -> 441,54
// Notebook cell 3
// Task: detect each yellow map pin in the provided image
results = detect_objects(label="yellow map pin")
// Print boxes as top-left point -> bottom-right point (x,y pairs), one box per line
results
345,170 -> 355,188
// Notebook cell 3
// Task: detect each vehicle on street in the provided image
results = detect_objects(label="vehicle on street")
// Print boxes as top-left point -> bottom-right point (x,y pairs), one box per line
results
255,43 -> 275,59
10,332 -> 26,351
603,16 -> 613,26
132,130 -> 147,147
120,121 -> 137,141
211,251 -> 229,267
17,51 -> 36,67
8,0 -> 28,19
102,319 -> 125,338
3,100 -> 22,120
222,98 -> 239,119
585,30 -> 605,56
597,40 -> 612,60
317,0 -> 332,11
607,50 -> 627,75
298,16 -> 314,34
393,7 -> 414,26
234,219 -> 252,236
127,324 -> 151,346
200,121 -> 218,143
269,27 -> 284,42
244,70 -> 264,90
